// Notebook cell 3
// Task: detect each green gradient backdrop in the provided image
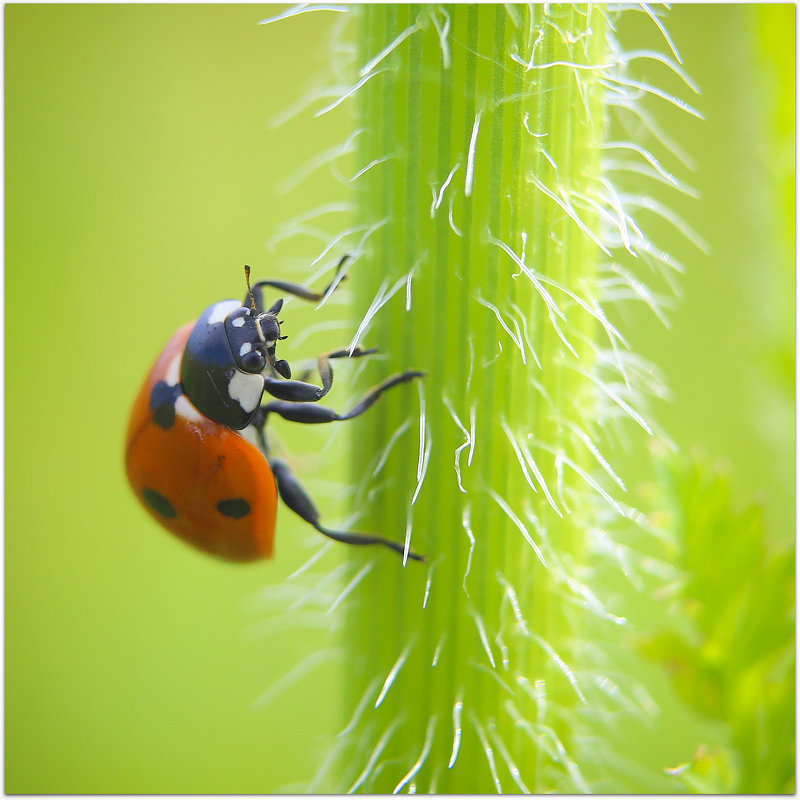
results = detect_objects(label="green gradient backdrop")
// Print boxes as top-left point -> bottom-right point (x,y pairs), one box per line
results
6,4 -> 794,793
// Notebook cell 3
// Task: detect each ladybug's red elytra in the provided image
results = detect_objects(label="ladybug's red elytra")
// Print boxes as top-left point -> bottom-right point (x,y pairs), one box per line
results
125,260 -> 425,563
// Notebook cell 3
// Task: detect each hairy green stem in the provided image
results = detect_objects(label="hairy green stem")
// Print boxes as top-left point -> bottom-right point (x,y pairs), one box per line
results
331,6 -> 617,792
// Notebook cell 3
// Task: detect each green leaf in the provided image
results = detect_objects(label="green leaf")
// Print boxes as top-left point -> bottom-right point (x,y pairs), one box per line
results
648,453 -> 795,793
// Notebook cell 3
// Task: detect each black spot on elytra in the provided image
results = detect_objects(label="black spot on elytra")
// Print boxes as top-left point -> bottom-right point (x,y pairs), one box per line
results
217,498 -> 251,519
150,380 -> 181,430
143,488 -> 177,518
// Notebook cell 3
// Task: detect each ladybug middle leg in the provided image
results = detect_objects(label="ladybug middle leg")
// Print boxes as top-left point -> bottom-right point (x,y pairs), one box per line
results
260,370 -> 424,424
262,346 -> 381,404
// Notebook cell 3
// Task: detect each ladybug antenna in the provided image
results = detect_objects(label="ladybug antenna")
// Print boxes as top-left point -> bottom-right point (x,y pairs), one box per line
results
244,265 -> 257,313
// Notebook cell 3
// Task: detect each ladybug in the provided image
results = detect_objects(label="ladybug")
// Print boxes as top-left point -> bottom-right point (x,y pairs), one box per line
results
125,259 -> 425,563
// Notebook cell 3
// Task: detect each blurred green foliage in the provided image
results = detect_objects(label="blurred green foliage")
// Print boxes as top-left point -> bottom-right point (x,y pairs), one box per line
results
645,453 -> 794,792
5,3 -> 794,794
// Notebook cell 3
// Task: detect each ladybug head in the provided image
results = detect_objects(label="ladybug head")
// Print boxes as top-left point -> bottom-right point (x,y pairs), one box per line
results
224,303 -> 291,379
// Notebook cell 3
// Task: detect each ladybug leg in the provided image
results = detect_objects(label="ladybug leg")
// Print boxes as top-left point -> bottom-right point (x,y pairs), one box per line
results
262,346 -> 379,404
260,371 -> 424,424
268,457 -> 425,562
247,254 -> 350,312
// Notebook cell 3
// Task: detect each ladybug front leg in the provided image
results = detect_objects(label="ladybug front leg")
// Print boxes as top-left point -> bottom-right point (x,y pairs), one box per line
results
246,254 -> 350,312
267,456 -> 425,562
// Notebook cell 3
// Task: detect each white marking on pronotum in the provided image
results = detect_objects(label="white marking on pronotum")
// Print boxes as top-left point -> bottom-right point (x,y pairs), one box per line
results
393,715 -> 437,794
347,719 -> 403,794
259,3 -> 346,26
165,353 -> 181,386
360,23 -> 419,77
239,342 -> 252,357
442,395 -> 471,493
448,692 -> 463,768
488,488 -> 548,567
470,609 -> 496,668
327,561 -> 373,615
348,274 -> 407,355
174,396 -> 203,423
338,676 -> 381,739
470,712 -> 502,792
375,638 -> 415,708
253,648 -> 336,709
231,315 -> 245,328
431,162 -> 461,216
464,111 -> 482,197
207,299 -> 240,326
286,541 -> 333,580
228,371 -> 264,413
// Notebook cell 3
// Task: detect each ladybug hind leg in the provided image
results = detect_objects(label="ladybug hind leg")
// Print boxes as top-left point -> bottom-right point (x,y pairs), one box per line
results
252,367 -> 425,561
268,457 -> 425,562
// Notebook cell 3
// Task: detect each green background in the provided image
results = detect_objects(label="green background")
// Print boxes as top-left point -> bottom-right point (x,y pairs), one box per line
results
5,4 -> 794,793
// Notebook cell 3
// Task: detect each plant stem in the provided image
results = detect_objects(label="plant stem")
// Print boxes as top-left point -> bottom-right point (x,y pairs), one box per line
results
335,5 -> 629,792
